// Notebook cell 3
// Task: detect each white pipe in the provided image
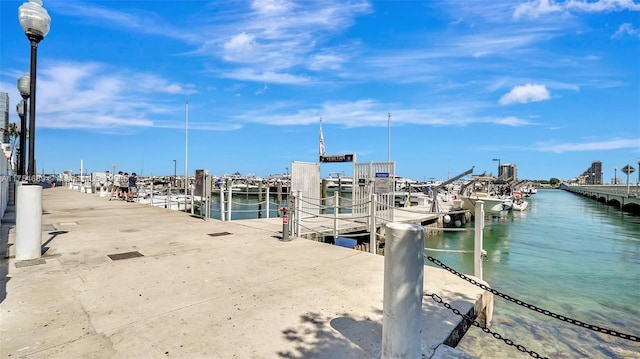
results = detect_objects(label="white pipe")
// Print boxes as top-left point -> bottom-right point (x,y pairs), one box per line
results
185,99 -> 189,213
333,191 -> 339,238
266,186 -> 270,219
295,190 -> 302,236
382,222 -> 424,359
16,183 -> 42,260
474,200 -> 485,280
369,193 -> 377,254
226,180 -> 232,221
219,185 -> 225,221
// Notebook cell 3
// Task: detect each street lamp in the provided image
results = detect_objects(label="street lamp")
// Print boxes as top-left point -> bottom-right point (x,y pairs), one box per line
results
173,159 -> 177,186
492,158 -> 501,179
614,166 -> 617,185
18,0 -> 51,179
17,74 -> 30,177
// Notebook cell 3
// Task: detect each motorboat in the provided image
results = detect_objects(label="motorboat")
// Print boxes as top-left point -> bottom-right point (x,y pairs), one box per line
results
137,194 -> 193,211
324,172 -> 353,192
511,191 -> 529,211
460,175 -> 513,214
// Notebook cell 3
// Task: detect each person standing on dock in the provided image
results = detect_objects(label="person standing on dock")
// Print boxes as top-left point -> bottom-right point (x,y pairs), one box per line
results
127,173 -> 138,202
120,172 -> 130,200
109,171 -> 123,201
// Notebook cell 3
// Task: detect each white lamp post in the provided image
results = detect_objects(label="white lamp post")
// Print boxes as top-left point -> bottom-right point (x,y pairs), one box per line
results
17,73 -> 30,177
18,0 -> 50,179
15,0 -> 50,260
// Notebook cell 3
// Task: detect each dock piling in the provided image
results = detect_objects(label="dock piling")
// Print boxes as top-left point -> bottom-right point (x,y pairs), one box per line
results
382,222 -> 424,359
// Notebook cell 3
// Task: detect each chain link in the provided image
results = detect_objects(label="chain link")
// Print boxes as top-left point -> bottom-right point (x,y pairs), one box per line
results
426,256 -> 639,342
426,292 -> 547,359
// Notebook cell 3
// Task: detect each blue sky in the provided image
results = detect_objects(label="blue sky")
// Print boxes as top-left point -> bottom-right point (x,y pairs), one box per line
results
1,0 -> 639,182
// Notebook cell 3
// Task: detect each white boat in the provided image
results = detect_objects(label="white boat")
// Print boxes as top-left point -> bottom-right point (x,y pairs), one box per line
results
324,172 -> 353,192
461,194 -> 513,214
137,194 -> 193,211
460,175 -> 513,214
511,191 -> 529,211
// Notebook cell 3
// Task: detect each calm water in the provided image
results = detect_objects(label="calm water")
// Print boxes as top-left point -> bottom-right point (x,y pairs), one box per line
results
427,189 -> 640,358
205,189 -> 353,220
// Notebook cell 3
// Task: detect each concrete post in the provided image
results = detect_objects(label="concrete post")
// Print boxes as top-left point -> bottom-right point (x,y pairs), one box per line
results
382,222 -> 425,359
266,186 -> 270,219
219,186 -> 225,221
16,183 -> 42,260
333,191 -> 339,238
226,179 -> 232,221
474,200 -> 485,280
295,190 -> 302,237
369,193 -> 377,254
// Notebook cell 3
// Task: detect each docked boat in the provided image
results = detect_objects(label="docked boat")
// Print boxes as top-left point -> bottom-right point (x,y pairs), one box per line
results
137,194 -> 193,211
511,191 -> 529,211
324,172 -> 353,192
460,175 -> 513,214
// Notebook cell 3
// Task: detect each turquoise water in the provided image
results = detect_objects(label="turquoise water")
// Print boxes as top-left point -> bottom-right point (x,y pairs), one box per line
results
427,189 -> 640,358
205,190 -> 353,220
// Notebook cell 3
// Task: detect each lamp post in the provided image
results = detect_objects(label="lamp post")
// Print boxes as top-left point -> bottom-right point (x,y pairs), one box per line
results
17,74 -> 30,177
19,0 -> 51,179
614,167 -> 617,185
492,158 -> 501,179
15,99 -> 26,176
173,159 -> 177,186
621,165 -> 635,197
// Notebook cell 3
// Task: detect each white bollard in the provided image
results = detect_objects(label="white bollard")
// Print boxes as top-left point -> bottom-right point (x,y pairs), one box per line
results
382,222 -> 425,359
16,183 -> 43,260
474,200 -> 485,280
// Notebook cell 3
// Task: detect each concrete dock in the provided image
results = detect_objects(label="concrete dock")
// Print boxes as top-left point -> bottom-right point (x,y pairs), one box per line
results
1,187 -> 491,358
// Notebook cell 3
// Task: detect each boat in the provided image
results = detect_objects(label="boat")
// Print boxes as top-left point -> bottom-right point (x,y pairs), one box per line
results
511,191 -> 529,211
324,172 -> 353,192
137,194 -> 193,211
460,175 -> 513,214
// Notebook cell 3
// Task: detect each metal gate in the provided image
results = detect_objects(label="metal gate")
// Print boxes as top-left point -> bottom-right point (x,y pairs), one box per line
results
353,162 -> 395,223
290,161 -> 321,218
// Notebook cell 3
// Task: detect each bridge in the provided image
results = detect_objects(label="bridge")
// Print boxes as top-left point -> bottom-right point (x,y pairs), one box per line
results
560,183 -> 640,214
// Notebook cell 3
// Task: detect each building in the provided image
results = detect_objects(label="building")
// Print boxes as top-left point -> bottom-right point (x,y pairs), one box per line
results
0,92 -> 9,146
580,161 -> 603,185
498,163 -> 517,182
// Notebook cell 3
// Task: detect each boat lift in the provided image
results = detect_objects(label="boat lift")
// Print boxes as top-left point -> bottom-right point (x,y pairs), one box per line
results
428,166 -> 474,212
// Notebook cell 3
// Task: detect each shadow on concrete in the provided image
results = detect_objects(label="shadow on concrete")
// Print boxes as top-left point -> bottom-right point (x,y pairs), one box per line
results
277,310 -> 383,358
41,230 -> 68,255
0,204 -> 15,304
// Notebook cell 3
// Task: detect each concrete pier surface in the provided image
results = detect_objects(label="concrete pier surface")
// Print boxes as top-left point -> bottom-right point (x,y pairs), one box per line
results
1,187 -> 491,358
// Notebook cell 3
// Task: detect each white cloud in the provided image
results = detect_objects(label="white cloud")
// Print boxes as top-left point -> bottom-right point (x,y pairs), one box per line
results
30,61 -> 196,130
251,0 -> 294,14
223,33 -> 258,62
499,84 -> 551,105
514,0 -> 640,19
537,138 -> 640,153
612,23 -> 640,38
232,99 -> 537,128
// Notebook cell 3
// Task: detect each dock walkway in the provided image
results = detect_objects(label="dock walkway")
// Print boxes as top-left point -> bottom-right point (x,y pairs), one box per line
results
1,187 -> 490,358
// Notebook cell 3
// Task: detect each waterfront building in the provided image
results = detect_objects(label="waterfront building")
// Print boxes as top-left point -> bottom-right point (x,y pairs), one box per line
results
498,163 -> 517,182
580,161 -> 603,185
0,92 -> 9,146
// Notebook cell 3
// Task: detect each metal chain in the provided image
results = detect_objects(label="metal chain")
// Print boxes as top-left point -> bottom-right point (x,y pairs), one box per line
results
426,292 -> 547,359
426,256 -> 640,342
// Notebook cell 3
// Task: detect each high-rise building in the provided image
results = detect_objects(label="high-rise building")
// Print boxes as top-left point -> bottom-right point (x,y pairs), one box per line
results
580,161 -> 602,184
0,92 -> 9,145
498,163 -> 517,182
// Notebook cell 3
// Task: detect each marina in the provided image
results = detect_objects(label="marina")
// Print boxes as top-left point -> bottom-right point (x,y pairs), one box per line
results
433,189 -> 640,358
0,185 -> 492,358
3,160 -> 640,358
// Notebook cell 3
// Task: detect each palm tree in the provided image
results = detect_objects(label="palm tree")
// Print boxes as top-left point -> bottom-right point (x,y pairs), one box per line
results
3,123 -> 20,171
